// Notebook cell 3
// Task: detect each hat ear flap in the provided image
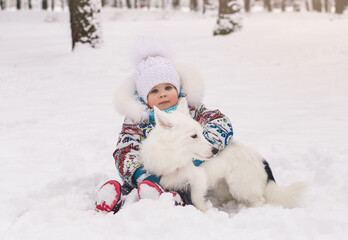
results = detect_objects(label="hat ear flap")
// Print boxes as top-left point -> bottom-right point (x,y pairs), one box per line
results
154,106 -> 173,128
176,98 -> 190,116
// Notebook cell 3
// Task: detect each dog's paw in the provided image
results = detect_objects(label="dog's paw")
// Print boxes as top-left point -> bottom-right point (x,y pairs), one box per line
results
248,197 -> 265,208
194,201 -> 208,212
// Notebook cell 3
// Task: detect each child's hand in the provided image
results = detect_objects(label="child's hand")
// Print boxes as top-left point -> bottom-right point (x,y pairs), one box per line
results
203,128 -> 222,149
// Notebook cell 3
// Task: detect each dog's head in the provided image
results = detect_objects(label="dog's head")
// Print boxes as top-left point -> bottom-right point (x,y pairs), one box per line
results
143,98 -> 216,173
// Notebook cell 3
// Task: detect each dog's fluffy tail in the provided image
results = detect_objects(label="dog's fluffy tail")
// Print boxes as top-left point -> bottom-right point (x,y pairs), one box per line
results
264,181 -> 307,209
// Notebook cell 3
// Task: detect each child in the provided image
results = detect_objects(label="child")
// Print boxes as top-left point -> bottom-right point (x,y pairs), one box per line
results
95,37 -> 234,213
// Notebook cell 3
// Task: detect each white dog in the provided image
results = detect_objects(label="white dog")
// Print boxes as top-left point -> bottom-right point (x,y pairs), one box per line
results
141,98 -> 306,211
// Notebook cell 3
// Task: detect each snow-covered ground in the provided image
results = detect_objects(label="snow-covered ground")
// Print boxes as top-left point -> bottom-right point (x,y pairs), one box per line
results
1,8 -> 348,240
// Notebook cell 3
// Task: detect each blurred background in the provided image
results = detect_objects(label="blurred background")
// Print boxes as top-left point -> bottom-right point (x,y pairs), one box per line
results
1,0 -> 347,48
0,0 -> 347,14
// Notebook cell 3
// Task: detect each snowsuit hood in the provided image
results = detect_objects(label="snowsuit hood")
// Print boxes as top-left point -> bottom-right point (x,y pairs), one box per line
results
114,64 -> 205,122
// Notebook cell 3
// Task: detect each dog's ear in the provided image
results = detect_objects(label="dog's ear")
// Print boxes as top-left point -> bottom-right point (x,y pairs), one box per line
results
154,106 -> 173,128
176,98 -> 190,116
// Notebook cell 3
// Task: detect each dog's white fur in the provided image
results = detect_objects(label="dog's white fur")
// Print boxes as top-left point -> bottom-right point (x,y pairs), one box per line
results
141,98 -> 213,211
141,98 -> 306,211
204,142 -> 306,209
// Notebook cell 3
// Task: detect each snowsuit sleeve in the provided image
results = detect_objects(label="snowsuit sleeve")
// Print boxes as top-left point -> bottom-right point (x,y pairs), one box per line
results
113,118 -> 154,188
190,104 -> 233,152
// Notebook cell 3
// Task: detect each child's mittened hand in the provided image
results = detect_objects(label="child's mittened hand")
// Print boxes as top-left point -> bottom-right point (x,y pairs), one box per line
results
203,129 -> 222,148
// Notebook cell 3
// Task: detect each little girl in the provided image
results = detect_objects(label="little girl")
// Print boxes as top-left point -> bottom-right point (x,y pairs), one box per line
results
96,37 -> 234,213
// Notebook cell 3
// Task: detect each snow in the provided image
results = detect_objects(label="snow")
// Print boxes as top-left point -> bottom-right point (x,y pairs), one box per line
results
138,183 -> 162,200
1,8 -> 348,240
96,183 -> 117,206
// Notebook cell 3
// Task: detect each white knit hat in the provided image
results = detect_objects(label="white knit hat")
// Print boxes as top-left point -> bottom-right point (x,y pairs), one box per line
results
131,37 -> 181,103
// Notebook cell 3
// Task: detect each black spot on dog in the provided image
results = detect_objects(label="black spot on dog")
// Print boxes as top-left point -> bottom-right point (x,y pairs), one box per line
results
263,160 -> 276,183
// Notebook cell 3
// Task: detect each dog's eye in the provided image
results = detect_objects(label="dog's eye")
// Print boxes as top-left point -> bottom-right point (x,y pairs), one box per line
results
191,134 -> 198,139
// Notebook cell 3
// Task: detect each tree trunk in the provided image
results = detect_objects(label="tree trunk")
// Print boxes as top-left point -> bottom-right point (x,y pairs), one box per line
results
126,0 -> 131,8
324,0 -> 329,12
244,0 -> 250,12
213,0 -> 243,36
202,0 -> 208,13
305,0 -> 310,11
172,0 -> 180,9
335,0 -> 346,13
42,0 -> 48,9
190,0 -> 198,11
51,0 -> 55,10
68,0 -> 103,51
312,0 -> 322,11
264,0 -> 272,12
281,0 -> 286,11
17,0 -> 21,9
1,0 -> 5,10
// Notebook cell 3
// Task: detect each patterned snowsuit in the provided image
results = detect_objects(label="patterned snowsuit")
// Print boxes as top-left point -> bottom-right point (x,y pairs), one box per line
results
113,99 -> 234,189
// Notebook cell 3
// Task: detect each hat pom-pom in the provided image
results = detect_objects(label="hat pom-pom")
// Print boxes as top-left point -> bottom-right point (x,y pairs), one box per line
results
130,36 -> 172,67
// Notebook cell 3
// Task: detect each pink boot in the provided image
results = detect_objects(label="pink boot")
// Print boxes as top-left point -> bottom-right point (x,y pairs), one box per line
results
96,180 -> 122,213
137,180 -> 184,206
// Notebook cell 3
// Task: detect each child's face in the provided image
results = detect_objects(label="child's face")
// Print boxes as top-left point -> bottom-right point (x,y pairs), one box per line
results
147,83 -> 178,110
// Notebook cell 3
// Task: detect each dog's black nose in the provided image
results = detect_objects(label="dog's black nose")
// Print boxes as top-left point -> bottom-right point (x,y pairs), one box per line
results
212,148 -> 219,155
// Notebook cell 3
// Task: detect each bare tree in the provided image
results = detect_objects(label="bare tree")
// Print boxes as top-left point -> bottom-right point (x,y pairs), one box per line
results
190,0 -> 198,11
42,0 -> 48,9
1,0 -> 5,10
68,0 -> 103,50
244,0 -> 250,12
17,0 -> 21,9
202,0 -> 209,13
263,0 -> 272,12
51,0 -> 55,10
172,0 -> 180,9
324,0 -> 329,12
126,0 -> 132,8
213,0 -> 242,36
281,0 -> 286,11
312,0 -> 322,11
335,0 -> 346,13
